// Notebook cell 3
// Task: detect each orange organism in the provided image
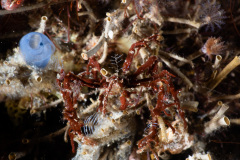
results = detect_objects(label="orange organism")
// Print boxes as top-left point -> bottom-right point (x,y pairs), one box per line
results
201,37 -> 225,60
1,0 -> 24,10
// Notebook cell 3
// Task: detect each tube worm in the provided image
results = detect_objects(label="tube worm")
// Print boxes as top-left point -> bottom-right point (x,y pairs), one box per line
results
212,55 -> 222,69
204,104 -> 230,134
157,116 -> 168,143
207,56 -> 240,91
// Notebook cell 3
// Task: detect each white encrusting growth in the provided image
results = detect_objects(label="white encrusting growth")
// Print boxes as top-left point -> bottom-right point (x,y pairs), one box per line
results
186,152 -> 212,160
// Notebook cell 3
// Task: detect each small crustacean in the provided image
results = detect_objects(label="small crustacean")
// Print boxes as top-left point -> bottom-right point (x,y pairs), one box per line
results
57,34 -> 187,155
1,0 -> 24,10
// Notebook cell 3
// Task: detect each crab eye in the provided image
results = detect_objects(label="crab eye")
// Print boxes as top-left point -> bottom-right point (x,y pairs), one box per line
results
19,32 -> 55,68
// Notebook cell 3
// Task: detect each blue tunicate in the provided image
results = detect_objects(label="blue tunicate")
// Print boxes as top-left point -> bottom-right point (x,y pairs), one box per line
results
19,32 -> 55,68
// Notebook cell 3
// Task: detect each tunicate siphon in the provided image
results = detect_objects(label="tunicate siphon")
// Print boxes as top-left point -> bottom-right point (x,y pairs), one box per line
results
19,32 -> 55,68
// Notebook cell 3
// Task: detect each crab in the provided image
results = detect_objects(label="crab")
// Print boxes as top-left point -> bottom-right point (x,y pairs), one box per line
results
57,34 -> 186,155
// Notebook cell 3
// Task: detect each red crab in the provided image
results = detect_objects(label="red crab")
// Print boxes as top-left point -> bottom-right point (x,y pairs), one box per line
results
57,34 -> 186,154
